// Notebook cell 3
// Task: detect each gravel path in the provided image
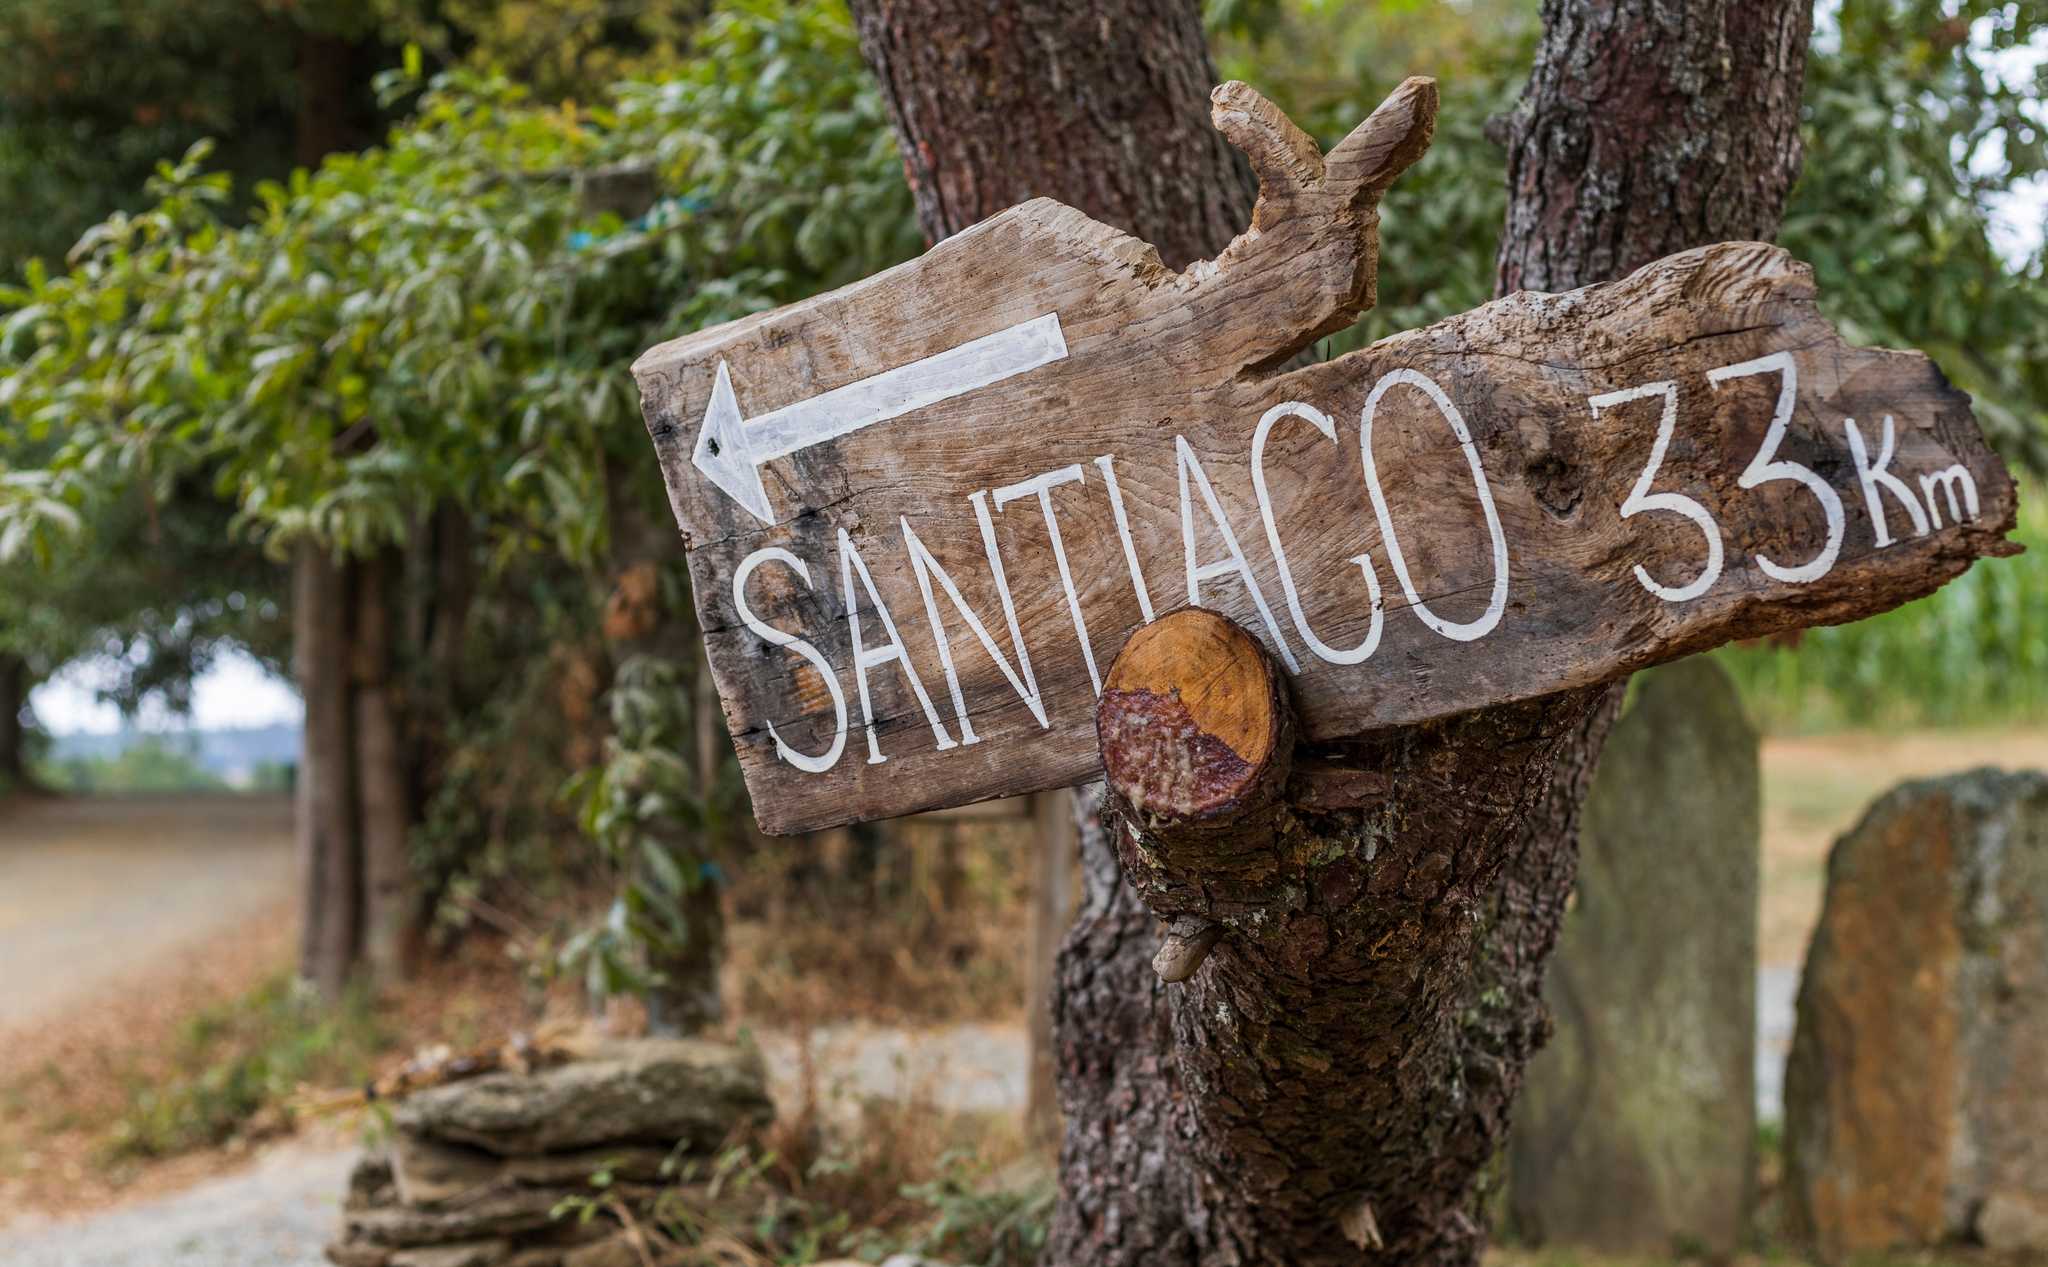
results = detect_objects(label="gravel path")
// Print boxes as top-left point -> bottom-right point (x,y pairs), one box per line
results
0,1142 -> 353,1267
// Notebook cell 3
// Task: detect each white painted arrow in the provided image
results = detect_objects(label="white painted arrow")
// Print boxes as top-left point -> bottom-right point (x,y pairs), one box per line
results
693,313 -> 1069,523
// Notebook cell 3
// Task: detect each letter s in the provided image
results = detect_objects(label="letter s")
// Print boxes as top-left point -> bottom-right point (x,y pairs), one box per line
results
733,547 -> 848,774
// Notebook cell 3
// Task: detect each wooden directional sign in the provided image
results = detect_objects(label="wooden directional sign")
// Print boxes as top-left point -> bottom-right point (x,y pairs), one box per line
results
634,78 -> 2018,835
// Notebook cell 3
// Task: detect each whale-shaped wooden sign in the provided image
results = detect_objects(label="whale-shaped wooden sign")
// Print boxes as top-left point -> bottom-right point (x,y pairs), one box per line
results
634,78 -> 2018,834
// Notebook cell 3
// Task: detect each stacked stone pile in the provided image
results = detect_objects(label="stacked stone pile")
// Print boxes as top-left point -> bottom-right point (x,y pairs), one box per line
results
326,1037 -> 774,1267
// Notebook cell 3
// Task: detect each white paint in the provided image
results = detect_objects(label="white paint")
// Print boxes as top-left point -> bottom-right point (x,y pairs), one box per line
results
733,547 -> 848,774
1250,401 -> 1383,665
1093,454 -> 1157,623
1589,381 -> 1724,602
694,314 -> 1069,523
1359,370 -> 1510,642
1708,352 -> 1843,584
900,514 -> 1050,743
1175,434 -> 1302,673
1843,415 -> 1929,547
837,528 -> 957,764
1919,464 -> 1982,528
994,465 -> 1104,696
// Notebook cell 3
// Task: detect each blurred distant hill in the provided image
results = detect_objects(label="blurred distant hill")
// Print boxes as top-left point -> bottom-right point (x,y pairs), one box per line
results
46,725 -> 298,791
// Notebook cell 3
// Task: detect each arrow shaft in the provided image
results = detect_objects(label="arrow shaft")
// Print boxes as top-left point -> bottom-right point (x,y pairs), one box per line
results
749,313 -> 1067,460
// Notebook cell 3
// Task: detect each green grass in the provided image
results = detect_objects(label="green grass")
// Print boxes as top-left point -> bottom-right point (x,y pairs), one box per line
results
104,974 -> 383,1161
1719,480 -> 2046,733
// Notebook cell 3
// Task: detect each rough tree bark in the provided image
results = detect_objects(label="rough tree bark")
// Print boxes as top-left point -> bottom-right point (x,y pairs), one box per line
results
1481,0 -> 1812,1247
1495,0 -> 1812,292
296,541 -> 360,1000
850,0 -> 1253,269
849,0 -> 1813,1261
1094,610 -> 1620,1264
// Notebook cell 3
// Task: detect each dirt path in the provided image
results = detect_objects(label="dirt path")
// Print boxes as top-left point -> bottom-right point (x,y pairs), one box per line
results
0,795 -> 295,1028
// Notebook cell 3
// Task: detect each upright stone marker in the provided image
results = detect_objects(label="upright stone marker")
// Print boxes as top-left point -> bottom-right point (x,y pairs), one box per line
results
1785,769 -> 2048,1258
1508,656 -> 1759,1252
633,79 -> 2018,833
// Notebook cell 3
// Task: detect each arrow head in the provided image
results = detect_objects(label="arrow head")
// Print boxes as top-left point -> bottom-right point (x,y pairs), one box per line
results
692,360 -> 773,524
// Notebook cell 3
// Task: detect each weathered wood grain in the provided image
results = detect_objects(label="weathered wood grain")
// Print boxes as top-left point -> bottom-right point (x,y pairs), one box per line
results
634,79 -> 2017,834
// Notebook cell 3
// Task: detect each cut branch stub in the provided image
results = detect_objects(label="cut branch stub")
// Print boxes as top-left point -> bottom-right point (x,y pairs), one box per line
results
1098,607 -> 1292,829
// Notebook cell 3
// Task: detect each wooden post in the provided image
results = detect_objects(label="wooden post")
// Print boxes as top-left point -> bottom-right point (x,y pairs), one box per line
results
1025,788 -> 1077,1140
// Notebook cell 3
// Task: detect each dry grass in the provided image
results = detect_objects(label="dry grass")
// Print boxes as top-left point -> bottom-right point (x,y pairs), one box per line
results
1757,728 -> 2048,967
722,814 -> 1037,1028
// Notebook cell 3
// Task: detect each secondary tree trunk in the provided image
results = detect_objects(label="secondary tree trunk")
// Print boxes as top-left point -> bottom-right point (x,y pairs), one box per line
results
850,0 -> 1252,270
355,547 -> 414,983
0,652 -> 30,790
1495,0 -> 1812,292
850,0 -> 1812,1261
295,540 -> 360,999
1484,5 -> 1812,1250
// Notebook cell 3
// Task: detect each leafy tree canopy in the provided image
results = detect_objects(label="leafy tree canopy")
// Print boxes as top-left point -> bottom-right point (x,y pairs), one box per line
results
0,0 -> 917,573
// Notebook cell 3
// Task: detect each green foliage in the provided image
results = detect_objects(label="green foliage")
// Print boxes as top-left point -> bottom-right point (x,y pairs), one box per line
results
1783,0 -> 2048,475
0,0 -> 307,276
372,0 -> 705,103
0,0 -> 918,993
854,1155 -> 1055,1267
105,973 -> 383,1160
559,651 -> 735,1001
1719,481 -> 2048,731
1214,0 -> 1535,354
40,734 -> 225,793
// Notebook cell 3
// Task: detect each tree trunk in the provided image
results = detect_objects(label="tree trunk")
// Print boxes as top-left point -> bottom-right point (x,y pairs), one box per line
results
355,547 -> 414,983
295,540 -> 359,999
1495,0 -> 1812,292
850,0 -> 1253,271
1485,2 -> 1811,1248
849,0 -> 1811,1261
846,5 -> 1251,1252
1085,610 -> 1623,1264
0,652 -> 30,790
294,33 -> 364,168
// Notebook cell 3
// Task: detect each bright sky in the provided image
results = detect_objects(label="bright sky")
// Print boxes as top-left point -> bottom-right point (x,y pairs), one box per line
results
30,647 -> 303,736
1979,31 -> 2048,264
